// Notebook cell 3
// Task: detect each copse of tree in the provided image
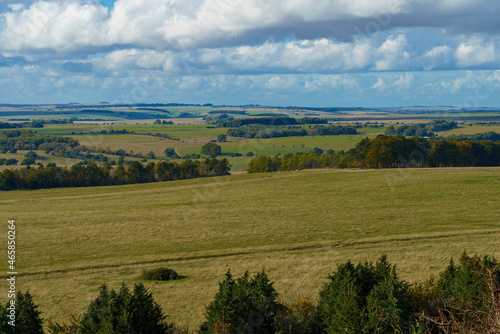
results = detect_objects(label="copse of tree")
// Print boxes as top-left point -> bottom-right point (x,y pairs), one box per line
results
216,134 -> 227,142
201,142 -> 222,157
0,158 -> 230,191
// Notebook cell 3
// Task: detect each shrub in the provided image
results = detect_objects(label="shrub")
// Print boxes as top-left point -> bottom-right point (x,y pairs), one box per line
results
231,153 -> 242,157
5,158 -> 18,165
217,134 -> 227,142
246,151 -> 254,157
142,268 -> 179,281
164,148 -> 176,157
21,157 -> 36,165
78,283 -> 174,334
25,150 -> 38,158
200,270 -> 282,334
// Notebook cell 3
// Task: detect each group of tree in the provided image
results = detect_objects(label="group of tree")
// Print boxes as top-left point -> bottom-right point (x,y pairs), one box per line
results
153,119 -> 174,124
448,131 -> 500,142
217,116 -> 327,128
201,143 -> 222,157
0,130 -> 79,152
385,120 -> 458,137
0,121 -> 44,129
1,252 -> 498,333
248,135 -> 500,173
227,124 -> 357,139
0,158 -> 230,191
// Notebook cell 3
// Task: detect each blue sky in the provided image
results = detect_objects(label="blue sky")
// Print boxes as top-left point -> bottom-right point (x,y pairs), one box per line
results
1,0 -> 500,107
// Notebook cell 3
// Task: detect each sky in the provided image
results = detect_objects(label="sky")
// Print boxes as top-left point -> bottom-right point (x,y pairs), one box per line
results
1,0 -> 500,107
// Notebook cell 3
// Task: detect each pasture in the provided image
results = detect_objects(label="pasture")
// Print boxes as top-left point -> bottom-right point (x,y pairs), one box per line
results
0,167 -> 498,329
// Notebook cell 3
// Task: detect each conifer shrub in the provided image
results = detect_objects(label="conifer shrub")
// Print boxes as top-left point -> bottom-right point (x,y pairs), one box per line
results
200,270 -> 282,334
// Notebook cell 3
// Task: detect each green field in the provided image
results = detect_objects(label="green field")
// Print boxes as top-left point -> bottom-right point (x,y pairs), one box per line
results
1,167 -> 499,329
441,124 -> 500,136
179,134 -> 378,158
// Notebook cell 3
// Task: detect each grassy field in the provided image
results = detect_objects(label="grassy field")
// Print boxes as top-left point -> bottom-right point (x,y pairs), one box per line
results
179,134 -> 378,158
441,124 -> 500,136
0,167 -> 499,329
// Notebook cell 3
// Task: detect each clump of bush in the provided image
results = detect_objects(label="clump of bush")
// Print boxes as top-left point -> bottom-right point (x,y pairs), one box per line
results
141,268 -> 179,281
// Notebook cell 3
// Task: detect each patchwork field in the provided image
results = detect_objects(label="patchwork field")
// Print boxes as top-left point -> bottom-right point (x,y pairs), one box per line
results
1,167 -> 499,329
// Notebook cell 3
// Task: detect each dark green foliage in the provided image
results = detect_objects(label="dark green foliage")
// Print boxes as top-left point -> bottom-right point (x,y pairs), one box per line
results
21,157 -> 36,165
5,158 -> 18,165
246,151 -> 254,157
142,268 -> 179,281
318,255 -> 412,334
218,116 -> 326,128
200,270 -> 282,334
25,150 -> 38,158
201,142 -> 222,157
0,291 -> 44,334
148,151 -> 156,159
164,148 -> 176,158
79,283 -> 173,334
216,134 -> 227,142
0,158 -> 230,191
385,120 -> 458,136
247,135 -> 500,173
438,251 -> 500,307
226,124 -> 356,139
449,131 -> 500,142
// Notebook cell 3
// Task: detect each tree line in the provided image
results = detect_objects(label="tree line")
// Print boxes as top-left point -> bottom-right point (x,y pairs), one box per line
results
385,120 -> 458,137
227,124 -> 357,139
0,158 -> 230,191
1,252 -> 498,333
217,116 -> 327,128
247,135 -> 500,173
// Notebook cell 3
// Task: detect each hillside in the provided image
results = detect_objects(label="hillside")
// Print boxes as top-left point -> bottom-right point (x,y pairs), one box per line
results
1,167 -> 499,329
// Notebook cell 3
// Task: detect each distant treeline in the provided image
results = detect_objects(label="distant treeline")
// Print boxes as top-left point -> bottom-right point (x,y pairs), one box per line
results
138,108 -> 171,113
248,135 -> 500,172
385,120 -> 458,137
208,110 -> 247,115
217,117 -> 327,127
0,121 -> 44,129
0,158 -> 230,191
227,124 -> 357,139
449,131 -> 500,142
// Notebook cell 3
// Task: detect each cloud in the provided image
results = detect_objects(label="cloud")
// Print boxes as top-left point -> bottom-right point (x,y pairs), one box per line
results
455,36 -> 497,67
373,34 -> 411,71
2,0 -> 500,58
